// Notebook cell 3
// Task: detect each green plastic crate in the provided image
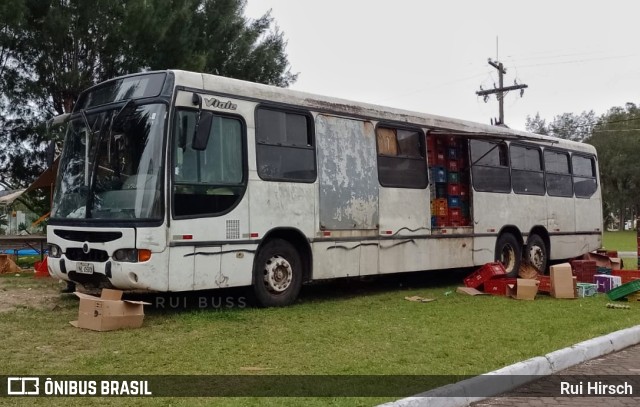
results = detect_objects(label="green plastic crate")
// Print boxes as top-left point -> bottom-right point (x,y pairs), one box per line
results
607,279 -> 640,301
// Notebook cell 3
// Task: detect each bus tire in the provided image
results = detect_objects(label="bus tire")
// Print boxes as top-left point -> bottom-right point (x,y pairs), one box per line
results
525,234 -> 548,274
495,233 -> 522,277
253,239 -> 302,307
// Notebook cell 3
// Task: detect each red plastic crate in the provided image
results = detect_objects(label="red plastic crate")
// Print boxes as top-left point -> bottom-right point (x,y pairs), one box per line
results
570,260 -> 597,283
483,277 -> 517,296
447,183 -> 461,196
464,262 -> 507,289
459,185 -> 469,200
436,150 -> 446,166
536,275 -> 551,293
447,159 -> 459,171
611,269 -> 640,284
448,207 -> 461,222
435,216 -> 448,228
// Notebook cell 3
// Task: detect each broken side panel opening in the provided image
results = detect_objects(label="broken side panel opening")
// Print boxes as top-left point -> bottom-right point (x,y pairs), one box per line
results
426,133 -> 472,230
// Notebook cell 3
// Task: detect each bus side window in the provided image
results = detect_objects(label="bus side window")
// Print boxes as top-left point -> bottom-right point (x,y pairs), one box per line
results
375,125 -> 427,189
255,107 -> 316,182
572,154 -> 597,198
510,144 -> 544,195
469,140 -> 510,193
544,150 -> 573,197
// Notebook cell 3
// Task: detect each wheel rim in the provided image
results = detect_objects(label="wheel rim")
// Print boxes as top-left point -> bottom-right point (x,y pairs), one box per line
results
500,244 -> 516,272
528,244 -> 545,271
263,255 -> 293,294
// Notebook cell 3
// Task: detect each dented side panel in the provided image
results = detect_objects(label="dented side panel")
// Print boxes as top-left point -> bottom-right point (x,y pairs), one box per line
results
316,115 -> 378,230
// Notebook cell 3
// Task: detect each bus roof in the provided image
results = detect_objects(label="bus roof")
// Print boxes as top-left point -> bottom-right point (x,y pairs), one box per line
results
170,69 -> 595,155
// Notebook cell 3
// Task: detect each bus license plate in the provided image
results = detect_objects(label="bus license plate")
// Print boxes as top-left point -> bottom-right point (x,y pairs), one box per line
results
76,262 -> 94,275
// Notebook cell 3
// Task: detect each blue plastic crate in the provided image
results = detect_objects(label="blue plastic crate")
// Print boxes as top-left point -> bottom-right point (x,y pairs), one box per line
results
447,196 -> 461,207
431,167 -> 447,183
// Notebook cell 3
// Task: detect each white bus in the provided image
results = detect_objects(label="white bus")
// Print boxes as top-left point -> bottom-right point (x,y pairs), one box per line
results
47,70 -> 602,306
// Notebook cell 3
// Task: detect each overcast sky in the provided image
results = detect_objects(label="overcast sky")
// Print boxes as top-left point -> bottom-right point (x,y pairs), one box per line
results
244,1 -> 640,131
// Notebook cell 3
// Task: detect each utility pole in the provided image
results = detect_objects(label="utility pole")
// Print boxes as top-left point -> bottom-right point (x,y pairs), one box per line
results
476,59 -> 528,125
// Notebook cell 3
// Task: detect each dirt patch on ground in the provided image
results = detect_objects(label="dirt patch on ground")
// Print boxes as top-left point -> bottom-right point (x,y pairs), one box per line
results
0,274 -> 63,313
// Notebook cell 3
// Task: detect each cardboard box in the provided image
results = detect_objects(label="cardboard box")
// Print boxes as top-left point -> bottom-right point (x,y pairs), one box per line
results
550,263 -> 576,298
506,279 -> 539,300
70,289 -> 150,331
456,287 -> 489,296
594,274 -> 622,293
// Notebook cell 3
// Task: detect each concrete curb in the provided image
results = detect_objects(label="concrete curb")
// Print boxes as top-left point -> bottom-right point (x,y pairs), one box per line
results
379,325 -> 640,407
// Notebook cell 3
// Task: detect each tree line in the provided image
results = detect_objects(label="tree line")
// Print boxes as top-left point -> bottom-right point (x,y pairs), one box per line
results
0,0 -> 295,211
526,104 -> 640,230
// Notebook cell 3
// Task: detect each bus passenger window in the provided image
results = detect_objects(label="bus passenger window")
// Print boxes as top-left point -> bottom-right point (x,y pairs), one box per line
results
469,140 -> 510,193
376,126 -> 427,189
544,150 -> 573,197
255,108 -> 316,182
572,154 -> 597,198
510,145 -> 544,195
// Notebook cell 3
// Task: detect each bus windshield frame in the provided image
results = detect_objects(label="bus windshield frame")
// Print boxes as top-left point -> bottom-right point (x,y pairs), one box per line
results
50,101 -> 167,223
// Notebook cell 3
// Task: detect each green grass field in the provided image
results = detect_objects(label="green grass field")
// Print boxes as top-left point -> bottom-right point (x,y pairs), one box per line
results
603,230 -> 637,252
2,266 -> 640,406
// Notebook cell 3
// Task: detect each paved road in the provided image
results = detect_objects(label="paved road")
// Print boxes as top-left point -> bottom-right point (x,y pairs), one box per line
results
471,343 -> 640,406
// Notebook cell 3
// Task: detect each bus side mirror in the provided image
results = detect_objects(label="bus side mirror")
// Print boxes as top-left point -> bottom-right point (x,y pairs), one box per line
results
192,111 -> 213,151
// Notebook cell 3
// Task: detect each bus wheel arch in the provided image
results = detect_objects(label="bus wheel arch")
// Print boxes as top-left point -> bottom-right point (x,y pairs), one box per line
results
495,226 -> 523,277
526,227 -> 550,274
252,228 -> 311,307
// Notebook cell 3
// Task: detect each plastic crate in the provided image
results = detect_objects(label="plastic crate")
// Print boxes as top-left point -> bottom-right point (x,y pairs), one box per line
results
447,183 -> 460,196
435,216 -> 448,228
577,283 -> 598,298
448,171 -> 460,183
536,275 -> 551,293
447,147 -> 458,160
432,198 -> 448,217
612,269 -> 640,284
435,183 -> 447,198
447,159 -> 459,172
427,149 -> 437,166
459,185 -> 469,200
570,260 -> 597,283
607,279 -> 640,301
431,167 -> 447,183
448,207 -> 462,222
597,266 -> 612,275
483,277 -> 517,296
436,150 -> 446,166
447,196 -> 461,208
464,263 -> 507,289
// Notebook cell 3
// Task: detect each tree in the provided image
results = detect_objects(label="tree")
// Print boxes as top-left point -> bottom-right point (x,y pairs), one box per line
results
0,0 -> 296,195
586,103 -> 640,230
525,111 -> 595,141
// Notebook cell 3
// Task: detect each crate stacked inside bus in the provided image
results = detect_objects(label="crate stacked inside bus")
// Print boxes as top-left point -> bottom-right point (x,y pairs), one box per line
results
428,134 -> 470,228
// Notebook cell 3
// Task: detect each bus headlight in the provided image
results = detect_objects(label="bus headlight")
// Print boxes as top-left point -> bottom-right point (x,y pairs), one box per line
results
113,249 -> 152,263
48,244 -> 62,258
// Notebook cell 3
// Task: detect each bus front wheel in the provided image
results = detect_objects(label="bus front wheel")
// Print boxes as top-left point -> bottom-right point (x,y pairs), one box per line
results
495,233 -> 522,277
253,239 -> 302,307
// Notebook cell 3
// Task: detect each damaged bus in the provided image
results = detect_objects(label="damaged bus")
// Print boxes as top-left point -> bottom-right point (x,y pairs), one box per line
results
47,70 -> 602,306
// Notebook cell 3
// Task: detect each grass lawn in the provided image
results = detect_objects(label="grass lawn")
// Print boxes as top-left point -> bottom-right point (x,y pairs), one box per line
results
2,269 -> 640,406
603,230 -> 638,269
603,230 -> 637,252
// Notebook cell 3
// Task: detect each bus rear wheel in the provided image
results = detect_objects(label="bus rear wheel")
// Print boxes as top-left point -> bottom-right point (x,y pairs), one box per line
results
525,234 -> 548,274
495,233 -> 522,277
253,239 -> 302,307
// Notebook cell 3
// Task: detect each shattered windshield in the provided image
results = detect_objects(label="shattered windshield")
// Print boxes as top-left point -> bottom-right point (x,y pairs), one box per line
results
51,103 -> 166,220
